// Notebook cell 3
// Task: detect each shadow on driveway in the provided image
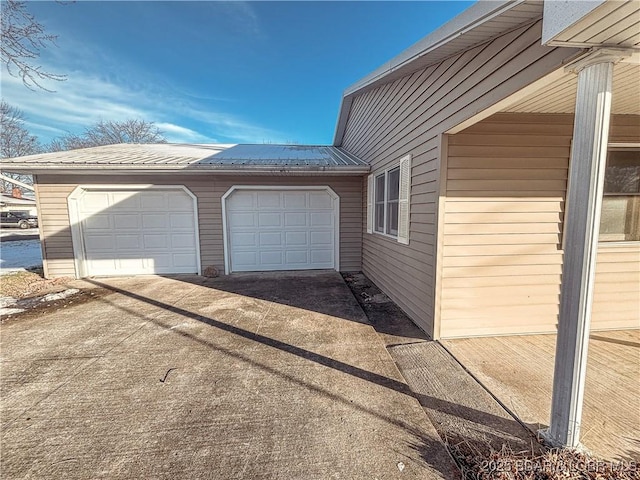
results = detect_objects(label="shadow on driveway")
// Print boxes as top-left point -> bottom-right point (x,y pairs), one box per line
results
1,271 -> 461,479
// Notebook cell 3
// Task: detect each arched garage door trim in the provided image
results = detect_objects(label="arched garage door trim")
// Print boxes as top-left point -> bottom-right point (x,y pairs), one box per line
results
67,184 -> 201,278
221,185 -> 340,274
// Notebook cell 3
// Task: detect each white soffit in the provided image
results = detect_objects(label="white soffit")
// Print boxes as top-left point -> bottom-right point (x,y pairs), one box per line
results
503,61 -> 640,114
543,0 -> 640,49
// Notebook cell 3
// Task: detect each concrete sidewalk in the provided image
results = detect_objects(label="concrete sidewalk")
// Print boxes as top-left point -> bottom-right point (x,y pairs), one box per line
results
1,272 -> 459,479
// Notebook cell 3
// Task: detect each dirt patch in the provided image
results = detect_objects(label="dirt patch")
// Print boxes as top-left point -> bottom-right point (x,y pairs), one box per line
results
0,288 -> 112,325
0,269 -> 72,299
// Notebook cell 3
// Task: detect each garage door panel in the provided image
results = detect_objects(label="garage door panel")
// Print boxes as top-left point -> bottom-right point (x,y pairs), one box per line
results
286,250 -> 308,264
311,250 -> 333,264
259,231 -> 283,247
80,196 -> 110,213
309,192 -> 332,209
230,212 -> 256,227
169,214 -> 194,229
141,193 -> 167,210
113,214 -> 140,229
284,192 -> 306,208
116,234 -> 141,249
84,214 -> 111,230
142,214 -> 168,229
310,231 -> 332,245
78,188 -> 198,276
168,194 -> 192,210
233,251 -> 257,267
257,192 -> 281,208
258,213 -> 281,227
284,212 -> 307,227
111,192 -> 140,209
172,253 -> 198,268
285,231 -> 308,246
260,251 -> 283,265
84,235 -> 115,251
171,233 -> 196,248
232,232 -> 256,247
310,212 -> 332,226
227,189 -> 336,273
143,234 -> 168,249
229,192 -> 255,210
124,257 -> 153,269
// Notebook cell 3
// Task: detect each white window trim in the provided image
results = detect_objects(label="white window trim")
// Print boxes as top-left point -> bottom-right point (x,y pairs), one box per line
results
67,184 -> 202,279
221,185 -> 340,275
368,154 -> 411,245
598,143 -> 640,247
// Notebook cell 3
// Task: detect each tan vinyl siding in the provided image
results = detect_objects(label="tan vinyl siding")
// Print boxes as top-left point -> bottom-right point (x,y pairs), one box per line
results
341,20 -> 579,336
35,175 -> 362,278
439,113 -> 640,338
593,245 -> 640,330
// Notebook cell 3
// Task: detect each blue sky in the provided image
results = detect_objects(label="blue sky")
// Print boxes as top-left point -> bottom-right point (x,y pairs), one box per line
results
3,1 -> 474,145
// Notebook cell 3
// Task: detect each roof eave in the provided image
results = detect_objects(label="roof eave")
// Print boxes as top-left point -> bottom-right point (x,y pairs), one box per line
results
6,164 -> 370,176
333,0 -> 532,146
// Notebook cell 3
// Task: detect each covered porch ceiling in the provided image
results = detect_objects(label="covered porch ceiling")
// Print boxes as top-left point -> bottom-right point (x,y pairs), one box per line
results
501,61 -> 640,116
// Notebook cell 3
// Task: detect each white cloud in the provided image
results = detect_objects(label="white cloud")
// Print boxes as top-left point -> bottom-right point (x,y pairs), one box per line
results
2,69 -> 287,144
155,123 -> 218,144
1,42 -> 287,145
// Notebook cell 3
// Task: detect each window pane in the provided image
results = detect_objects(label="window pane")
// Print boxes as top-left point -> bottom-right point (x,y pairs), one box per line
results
375,202 -> 384,232
600,196 -> 640,241
375,174 -> 385,202
387,167 -> 400,202
604,149 -> 640,194
599,148 -> 640,242
374,173 -> 385,232
387,200 -> 399,236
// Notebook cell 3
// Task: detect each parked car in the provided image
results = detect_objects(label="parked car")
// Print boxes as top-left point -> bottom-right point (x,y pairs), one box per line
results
0,211 -> 38,229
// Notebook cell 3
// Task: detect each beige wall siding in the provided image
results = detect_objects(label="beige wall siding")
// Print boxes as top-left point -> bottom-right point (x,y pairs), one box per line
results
35,174 -> 362,278
340,20 -> 579,336
439,113 -> 640,338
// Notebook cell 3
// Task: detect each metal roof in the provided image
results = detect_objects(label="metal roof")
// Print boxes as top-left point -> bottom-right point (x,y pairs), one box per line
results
2,143 -> 370,175
333,0 -> 545,145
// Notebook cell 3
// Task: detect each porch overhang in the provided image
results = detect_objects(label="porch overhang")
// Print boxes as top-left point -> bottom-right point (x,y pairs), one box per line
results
542,0 -> 640,49
445,45 -> 638,452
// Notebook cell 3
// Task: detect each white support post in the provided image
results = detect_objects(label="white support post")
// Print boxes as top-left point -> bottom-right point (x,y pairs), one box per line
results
541,49 -> 628,449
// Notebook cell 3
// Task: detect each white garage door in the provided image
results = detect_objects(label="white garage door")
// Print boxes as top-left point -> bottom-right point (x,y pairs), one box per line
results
76,188 -> 199,276
226,189 -> 337,272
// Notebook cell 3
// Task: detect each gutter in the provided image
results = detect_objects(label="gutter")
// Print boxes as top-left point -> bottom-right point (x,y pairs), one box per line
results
3,164 -> 371,176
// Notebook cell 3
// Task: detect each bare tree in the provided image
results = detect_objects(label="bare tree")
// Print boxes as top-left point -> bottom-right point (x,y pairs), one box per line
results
48,119 -> 167,151
0,100 -> 40,193
1,0 -> 67,90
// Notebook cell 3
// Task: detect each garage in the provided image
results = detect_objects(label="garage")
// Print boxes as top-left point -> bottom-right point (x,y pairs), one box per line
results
223,187 -> 339,273
68,186 -> 200,277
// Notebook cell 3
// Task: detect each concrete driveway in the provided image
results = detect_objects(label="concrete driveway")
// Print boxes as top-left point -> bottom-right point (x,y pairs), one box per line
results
1,272 -> 458,479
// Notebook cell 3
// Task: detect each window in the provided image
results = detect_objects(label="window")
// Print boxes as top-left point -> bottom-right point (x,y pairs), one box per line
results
599,147 -> 640,242
366,154 -> 411,244
373,166 -> 400,236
